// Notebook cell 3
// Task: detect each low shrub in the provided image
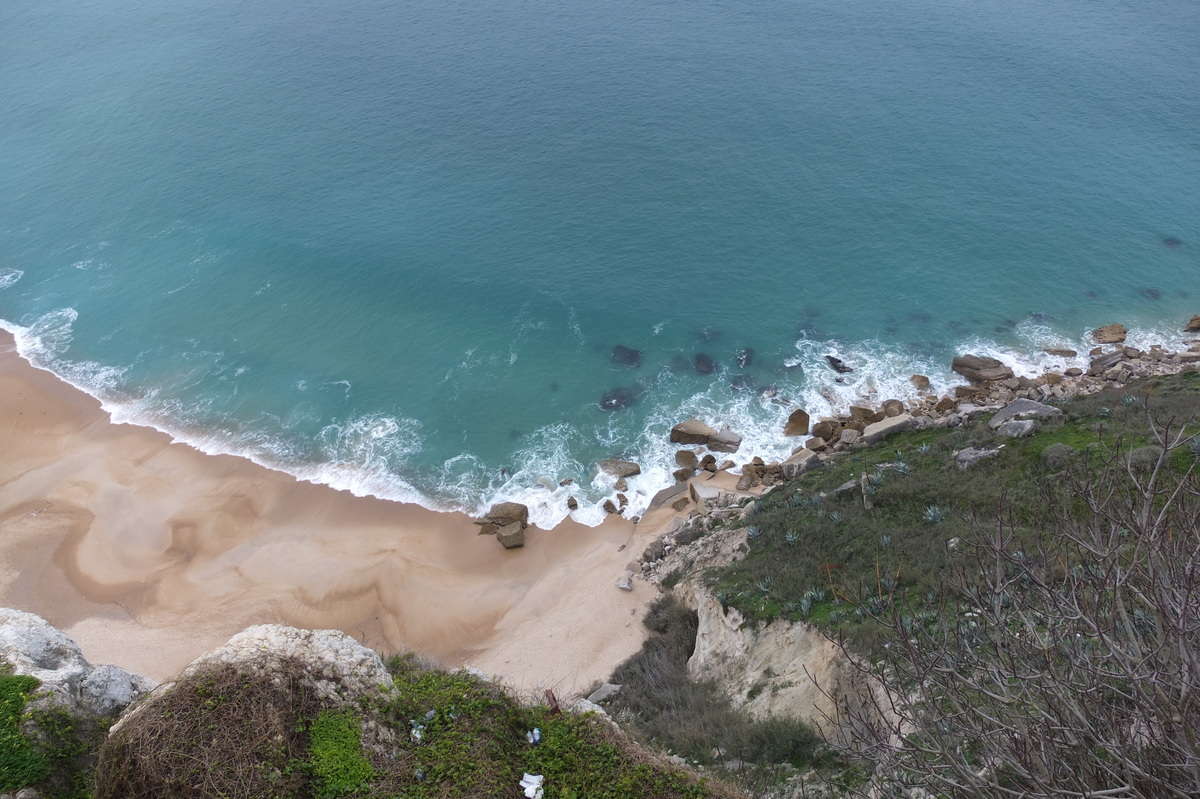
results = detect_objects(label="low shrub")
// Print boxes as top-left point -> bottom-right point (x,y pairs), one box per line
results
607,596 -> 820,768
0,674 -> 50,792
308,709 -> 373,798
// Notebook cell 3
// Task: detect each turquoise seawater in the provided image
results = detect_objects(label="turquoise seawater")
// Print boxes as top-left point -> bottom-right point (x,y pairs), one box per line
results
1,0 -> 1198,525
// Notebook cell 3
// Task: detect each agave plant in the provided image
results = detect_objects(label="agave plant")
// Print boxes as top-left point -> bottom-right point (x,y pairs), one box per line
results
785,530 -> 800,546
917,443 -> 932,456
1121,393 -> 1141,407
1188,438 -> 1200,458
746,525 -> 762,540
798,595 -> 813,617
788,493 -> 805,508
828,510 -> 844,526
867,471 -> 886,489
923,505 -> 949,524
879,533 -> 893,549
892,462 -> 911,476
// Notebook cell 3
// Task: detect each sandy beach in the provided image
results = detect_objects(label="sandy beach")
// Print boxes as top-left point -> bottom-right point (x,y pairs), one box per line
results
0,330 -> 669,696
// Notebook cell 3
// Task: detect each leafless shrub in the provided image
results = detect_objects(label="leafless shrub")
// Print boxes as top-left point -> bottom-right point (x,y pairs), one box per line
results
829,414 -> 1200,798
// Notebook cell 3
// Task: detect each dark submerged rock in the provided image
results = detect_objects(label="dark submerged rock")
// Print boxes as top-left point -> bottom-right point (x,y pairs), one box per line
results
729,374 -> 755,392
736,347 -> 755,368
825,355 -> 854,374
694,353 -> 716,375
599,387 -> 636,411
611,345 -> 642,367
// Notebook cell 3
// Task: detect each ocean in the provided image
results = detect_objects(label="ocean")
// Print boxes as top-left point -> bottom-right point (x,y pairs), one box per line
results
1,0 -> 1197,526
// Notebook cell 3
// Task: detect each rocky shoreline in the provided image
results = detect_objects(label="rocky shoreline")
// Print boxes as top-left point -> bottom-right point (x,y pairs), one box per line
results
476,319 -> 1200,551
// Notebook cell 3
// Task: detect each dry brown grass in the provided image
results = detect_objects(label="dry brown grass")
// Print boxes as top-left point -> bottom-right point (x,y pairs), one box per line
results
93,659 -> 327,799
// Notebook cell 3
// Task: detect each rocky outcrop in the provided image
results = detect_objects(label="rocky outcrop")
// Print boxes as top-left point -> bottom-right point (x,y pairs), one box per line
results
597,458 -> 641,479
825,356 -> 854,374
862,413 -> 916,444
172,625 -> 391,706
476,502 -> 530,536
707,427 -> 742,454
951,354 -> 1014,384
955,446 -> 1003,470
670,418 -> 718,445
1187,315 -> 1200,332
987,398 -> 1062,429
783,408 -> 810,437
496,522 -> 525,549
996,419 -> 1037,437
1092,323 -> 1128,344
0,608 -> 155,720
675,450 -> 699,469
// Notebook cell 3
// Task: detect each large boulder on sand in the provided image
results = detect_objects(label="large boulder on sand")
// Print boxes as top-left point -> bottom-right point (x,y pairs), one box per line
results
597,458 -> 641,479
1092,323 -> 1128,344
784,408 -> 810,437
476,502 -> 529,535
496,522 -> 525,549
670,418 -> 718,445
952,354 -> 1014,384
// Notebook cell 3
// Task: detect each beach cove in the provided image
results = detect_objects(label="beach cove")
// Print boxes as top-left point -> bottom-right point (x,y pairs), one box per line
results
5,315 -> 1200,696
0,330 -> 676,695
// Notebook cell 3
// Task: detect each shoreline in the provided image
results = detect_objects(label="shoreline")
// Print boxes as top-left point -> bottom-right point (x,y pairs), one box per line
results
3,320 -> 1198,695
6,310 -> 1197,532
0,329 -> 667,696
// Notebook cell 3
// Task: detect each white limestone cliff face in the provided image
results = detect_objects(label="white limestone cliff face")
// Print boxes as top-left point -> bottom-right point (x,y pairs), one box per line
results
0,608 -> 156,718
178,624 -> 392,702
685,586 -> 889,749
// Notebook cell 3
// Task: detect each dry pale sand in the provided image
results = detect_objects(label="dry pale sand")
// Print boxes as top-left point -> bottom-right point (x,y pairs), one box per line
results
0,331 -> 676,697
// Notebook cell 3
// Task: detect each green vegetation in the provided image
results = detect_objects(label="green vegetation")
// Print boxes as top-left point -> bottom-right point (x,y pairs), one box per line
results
91,653 -> 739,799
704,371 -> 1200,649
1,664 -> 113,799
308,710 -> 373,798
383,653 -> 736,799
1,672 -> 50,792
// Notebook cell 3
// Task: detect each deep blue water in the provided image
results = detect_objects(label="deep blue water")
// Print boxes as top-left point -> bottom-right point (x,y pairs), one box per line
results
2,0 -> 1198,525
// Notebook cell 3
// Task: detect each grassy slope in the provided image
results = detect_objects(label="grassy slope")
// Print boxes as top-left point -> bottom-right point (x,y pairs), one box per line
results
702,370 -> 1200,649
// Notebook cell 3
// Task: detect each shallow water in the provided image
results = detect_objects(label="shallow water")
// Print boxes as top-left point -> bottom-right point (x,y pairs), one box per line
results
1,0 -> 1197,525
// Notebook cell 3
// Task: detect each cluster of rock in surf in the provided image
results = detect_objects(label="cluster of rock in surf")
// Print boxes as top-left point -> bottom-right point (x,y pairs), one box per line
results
620,319 -> 1200,581
476,318 -> 1200,551
600,338 -> 759,412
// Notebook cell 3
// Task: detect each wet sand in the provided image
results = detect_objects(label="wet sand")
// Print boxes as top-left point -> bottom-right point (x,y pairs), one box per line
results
0,331 -> 663,696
